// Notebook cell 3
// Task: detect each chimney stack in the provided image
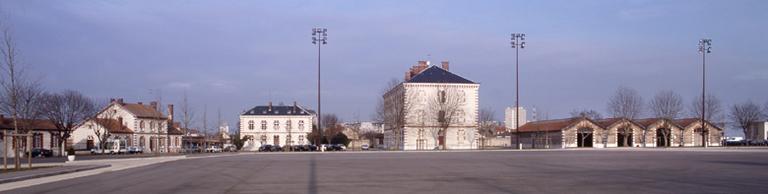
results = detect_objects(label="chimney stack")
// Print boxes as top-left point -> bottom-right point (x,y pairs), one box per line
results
441,61 -> 450,71
150,101 -> 158,110
168,104 -> 174,121
118,117 -> 123,126
418,60 -> 427,67
293,101 -> 297,112
268,101 -> 272,111
117,98 -> 124,105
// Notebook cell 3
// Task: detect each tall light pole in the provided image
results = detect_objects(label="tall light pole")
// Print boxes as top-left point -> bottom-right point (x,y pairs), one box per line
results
312,27 -> 327,149
511,33 -> 526,150
698,38 -> 711,148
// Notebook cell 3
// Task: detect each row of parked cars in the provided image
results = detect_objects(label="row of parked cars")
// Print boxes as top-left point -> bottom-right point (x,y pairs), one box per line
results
258,144 -> 347,152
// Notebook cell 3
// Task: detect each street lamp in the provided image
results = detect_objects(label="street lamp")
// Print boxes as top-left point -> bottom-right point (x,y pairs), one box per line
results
698,38 -> 711,148
511,33 -> 526,150
312,27 -> 327,149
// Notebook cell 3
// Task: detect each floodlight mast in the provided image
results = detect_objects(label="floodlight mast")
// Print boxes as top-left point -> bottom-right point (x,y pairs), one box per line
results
510,33 -> 526,150
697,38 -> 711,148
312,28 -> 327,149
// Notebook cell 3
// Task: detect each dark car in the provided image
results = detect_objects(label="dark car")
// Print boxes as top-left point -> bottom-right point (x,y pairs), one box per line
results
290,145 -> 304,152
270,145 -> 283,152
28,148 -> 53,158
259,144 -> 273,152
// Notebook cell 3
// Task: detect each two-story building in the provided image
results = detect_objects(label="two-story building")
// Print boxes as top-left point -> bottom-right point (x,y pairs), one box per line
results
71,98 -> 183,153
240,102 -> 314,151
383,61 -> 480,150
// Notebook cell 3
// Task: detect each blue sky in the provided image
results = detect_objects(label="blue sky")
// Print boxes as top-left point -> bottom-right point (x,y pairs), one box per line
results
2,1 -> 766,135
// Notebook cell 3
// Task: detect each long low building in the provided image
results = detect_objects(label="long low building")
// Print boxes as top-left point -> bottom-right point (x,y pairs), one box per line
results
510,117 -> 723,149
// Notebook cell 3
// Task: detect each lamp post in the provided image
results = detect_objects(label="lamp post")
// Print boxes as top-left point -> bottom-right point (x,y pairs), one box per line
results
698,38 -> 711,148
510,33 -> 526,150
312,28 -> 327,149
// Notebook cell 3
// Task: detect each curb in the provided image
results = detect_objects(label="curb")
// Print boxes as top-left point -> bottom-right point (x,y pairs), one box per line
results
0,164 -> 111,184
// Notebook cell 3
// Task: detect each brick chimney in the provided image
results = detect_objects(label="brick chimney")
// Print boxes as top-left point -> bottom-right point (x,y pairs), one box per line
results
117,117 -> 123,127
167,104 -> 174,121
441,61 -> 449,71
150,101 -> 158,110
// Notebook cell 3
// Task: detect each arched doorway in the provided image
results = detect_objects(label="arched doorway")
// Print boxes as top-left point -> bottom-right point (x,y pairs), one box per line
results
577,128 -> 593,147
656,128 -> 671,147
617,128 -> 633,147
694,128 -> 704,147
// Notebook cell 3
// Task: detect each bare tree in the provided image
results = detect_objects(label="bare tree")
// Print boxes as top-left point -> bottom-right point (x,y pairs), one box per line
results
179,91 -> 195,135
649,90 -> 684,119
382,79 -> 415,150
373,78 -> 400,123
570,109 -> 603,120
321,113 -> 342,144
428,86 -> 466,150
40,90 -> 96,156
730,100 -> 763,140
0,21 -> 44,169
607,86 -> 644,119
689,94 -> 724,125
478,107 -> 497,149
92,101 -> 118,154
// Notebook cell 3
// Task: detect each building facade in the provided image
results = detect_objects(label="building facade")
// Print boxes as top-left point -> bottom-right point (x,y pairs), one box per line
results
384,61 -> 479,150
504,106 -> 527,130
510,117 -> 724,149
1,116 -> 63,157
240,102 -> 314,151
71,98 -> 183,153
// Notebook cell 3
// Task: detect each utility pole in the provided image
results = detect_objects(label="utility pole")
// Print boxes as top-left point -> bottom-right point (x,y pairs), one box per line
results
510,33 -> 526,150
312,27 -> 327,149
698,38 -> 712,148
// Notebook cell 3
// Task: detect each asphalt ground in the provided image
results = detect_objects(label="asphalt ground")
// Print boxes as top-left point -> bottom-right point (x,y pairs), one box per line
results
5,149 -> 768,194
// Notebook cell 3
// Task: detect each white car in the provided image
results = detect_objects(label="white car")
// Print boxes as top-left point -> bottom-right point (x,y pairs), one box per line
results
361,144 -> 370,150
206,146 -> 223,153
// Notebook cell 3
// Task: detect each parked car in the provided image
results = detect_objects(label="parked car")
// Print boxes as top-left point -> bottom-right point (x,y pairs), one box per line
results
303,145 -> 317,151
128,146 -> 143,154
223,145 -> 237,152
28,148 -> 53,158
206,146 -> 223,153
361,144 -> 370,150
259,144 -> 273,152
270,145 -> 283,152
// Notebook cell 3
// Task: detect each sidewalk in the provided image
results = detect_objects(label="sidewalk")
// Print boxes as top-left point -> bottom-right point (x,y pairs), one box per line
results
0,164 -> 110,184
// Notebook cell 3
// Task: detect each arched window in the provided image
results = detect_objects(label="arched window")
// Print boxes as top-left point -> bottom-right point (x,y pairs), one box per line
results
248,120 -> 255,130
261,121 -> 267,130
140,136 -> 146,148
273,120 -> 280,130
150,121 -> 156,131
140,121 -> 145,130
175,137 -> 180,147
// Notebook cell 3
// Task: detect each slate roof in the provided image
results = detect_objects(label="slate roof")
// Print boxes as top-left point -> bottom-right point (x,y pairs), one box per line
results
242,105 -> 313,116
516,118 -> 582,133
406,66 -> 475,84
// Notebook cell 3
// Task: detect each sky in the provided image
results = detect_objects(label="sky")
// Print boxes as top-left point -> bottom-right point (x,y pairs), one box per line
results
2,0 -> 766,135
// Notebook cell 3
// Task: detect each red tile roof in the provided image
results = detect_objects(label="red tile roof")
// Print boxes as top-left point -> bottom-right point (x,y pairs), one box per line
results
92,118 -> 133,134
0,117 -> 58,131
120,103 -> 166,119
516,118 -> 582,133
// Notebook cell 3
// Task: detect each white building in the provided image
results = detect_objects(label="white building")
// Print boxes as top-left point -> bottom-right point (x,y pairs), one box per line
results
505,106 -> 527,130
71,98 -> 183,153
750,121 -> 768,142
383,61 -> 479,150
343,122 -> 385,134
240,102 -> 314,151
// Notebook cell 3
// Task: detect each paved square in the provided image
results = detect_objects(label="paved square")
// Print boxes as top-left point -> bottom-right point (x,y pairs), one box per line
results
6,149 -> 768,194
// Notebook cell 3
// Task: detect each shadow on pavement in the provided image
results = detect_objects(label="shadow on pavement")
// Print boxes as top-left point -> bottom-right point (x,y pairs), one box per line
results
308,155 -> 317,194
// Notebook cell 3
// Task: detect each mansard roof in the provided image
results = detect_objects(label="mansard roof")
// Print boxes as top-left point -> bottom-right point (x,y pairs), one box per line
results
406,66 -> 475,84
242,104 -> 313,116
